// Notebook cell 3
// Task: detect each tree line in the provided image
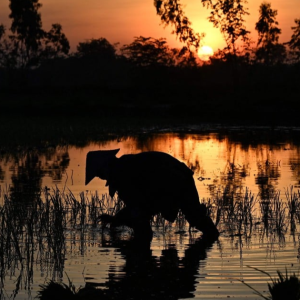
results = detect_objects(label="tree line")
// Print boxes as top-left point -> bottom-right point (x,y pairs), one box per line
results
0,0 -> 300,73
0,0 -> 300,71
1,0 -> 300,126
156,0 -> 300,65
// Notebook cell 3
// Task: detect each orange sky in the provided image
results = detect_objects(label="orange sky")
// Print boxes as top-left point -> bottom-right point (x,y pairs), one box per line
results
0,0 -> 299,53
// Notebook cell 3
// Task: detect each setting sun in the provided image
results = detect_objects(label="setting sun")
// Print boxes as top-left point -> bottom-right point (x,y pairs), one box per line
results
198,45 -> 214,61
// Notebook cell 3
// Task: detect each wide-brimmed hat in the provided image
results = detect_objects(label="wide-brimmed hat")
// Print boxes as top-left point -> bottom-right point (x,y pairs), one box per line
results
85,149 -> 120,185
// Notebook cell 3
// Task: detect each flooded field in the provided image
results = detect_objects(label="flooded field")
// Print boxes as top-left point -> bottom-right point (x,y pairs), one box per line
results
1,129 -> 300,299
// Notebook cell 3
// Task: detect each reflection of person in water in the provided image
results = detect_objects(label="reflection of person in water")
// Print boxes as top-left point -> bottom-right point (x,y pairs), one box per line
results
101,235 -> 215,300
38,235 -> 216,300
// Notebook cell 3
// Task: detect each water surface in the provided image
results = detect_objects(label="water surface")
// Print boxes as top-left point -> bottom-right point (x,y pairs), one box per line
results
2,131 -> 300,200
1,130 -> 300,299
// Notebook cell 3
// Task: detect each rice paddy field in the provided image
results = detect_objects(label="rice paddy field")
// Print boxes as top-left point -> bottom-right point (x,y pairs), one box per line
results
1,129 -> 300,299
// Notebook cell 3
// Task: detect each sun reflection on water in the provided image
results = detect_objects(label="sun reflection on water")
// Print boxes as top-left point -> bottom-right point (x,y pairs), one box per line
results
1,131 -> 300,298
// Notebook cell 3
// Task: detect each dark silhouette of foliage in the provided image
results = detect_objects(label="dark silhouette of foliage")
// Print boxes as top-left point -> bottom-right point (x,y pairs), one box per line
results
285,19 -> 300,62
76,38 -> 117,60
256,2 -> 280,46
0,24 -> 19,68
255,2 -> 286,65
201,0 -> 250,58
255,43 -> 286,65
43,24 -> 70,58
154,0 -> 203,50
9,0 -> 44,66
171,46 -> 199,67
120,36 -> 176,67
209,48 -> 250,64
0,25 -> 10,66
0,25 -> 5,39
6,0 -> 69,68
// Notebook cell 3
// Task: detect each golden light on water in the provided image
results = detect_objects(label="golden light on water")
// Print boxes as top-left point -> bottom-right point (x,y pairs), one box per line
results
41,133 -> 300,204
2,133 -> 300,299
3,133 -> 299,203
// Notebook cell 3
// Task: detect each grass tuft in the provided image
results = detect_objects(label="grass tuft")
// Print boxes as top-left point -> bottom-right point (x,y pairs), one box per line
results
241,266 -> 300,300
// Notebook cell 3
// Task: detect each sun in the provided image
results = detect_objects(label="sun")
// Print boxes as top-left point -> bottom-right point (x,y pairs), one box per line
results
198,45 -> 214,61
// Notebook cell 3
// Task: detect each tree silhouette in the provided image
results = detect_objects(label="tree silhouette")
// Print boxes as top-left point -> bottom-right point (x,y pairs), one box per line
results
255,2 -> 286,65
0,24 -> 20,68
76,38 -> 117,60
154,0 -> 203,50
0,25 -> 5,39
9,0 -> 44,66
171,46 -> 199,67
7,0 -> 69,68
43,23 -> 70,59
120,36 -> 176,67
201,0 -> 250,59
285,19 -> 300,62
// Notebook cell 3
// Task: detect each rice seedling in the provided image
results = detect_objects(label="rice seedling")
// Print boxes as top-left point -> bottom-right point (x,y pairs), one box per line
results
285,185 -> 300,234
285,186 -> 299,218
260,197 -> 273,229
258,190 -> 288,238
206,187 -> 259,237
174,209 -> 187,232
272,192 -> 287,235
241,188 -> 258,225
64,189 -> 82,228
151,212 -> 170,232
88,190 -> 101,227
79,192 -> 87,227
241,266 -> 300,300
0,184 -> 299,299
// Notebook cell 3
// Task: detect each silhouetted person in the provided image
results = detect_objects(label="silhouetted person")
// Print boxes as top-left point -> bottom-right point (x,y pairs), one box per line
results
85,149 -> 219,242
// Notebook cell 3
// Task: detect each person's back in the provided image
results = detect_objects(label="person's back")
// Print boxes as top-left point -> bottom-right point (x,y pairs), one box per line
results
108,151 -> 197,221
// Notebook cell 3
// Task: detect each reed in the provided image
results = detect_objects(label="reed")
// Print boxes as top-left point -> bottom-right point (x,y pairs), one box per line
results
285,185 -> 300,234
258,191 -> 288,237
207,187 -> 258,237
272,192 -> 287,234
174,209 -> 187,232
0,185 -> 300,299
241,266 -> 300,300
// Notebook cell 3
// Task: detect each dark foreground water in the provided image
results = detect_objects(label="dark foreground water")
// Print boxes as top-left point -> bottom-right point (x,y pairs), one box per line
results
1,129 -> 300,299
